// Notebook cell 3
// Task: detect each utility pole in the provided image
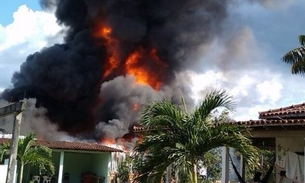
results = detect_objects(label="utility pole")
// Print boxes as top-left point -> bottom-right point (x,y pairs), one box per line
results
0,101 -> 25,183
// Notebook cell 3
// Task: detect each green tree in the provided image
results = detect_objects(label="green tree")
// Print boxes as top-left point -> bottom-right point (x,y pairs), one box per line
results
199,148 -> 222,183
282,35 -> 305,74
133,90 -> 258,183
117,155 -> 133,182
0,133 -> 55,183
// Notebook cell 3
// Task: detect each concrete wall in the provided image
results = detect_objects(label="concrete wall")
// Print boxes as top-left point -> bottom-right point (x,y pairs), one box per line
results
22,151 -> 110,183
276,137 -> 304,182
91,153 -> 111,183
0,165 -> 7,183
62,152 -> 110,183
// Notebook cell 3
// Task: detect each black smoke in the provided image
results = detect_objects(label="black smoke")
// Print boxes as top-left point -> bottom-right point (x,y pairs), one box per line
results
2,0 -> 230,139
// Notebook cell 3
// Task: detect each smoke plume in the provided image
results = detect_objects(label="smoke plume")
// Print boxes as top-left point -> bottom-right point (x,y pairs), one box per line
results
2,0 -> 230,141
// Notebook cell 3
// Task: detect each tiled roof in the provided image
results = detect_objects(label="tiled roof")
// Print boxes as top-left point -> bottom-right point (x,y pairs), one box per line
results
0,138 -> 123,152
259,103 -> 305,119
133,126 -> 145,132
132,103 -> 305,131
233,119 -> 305,127
133,119 -> 305,132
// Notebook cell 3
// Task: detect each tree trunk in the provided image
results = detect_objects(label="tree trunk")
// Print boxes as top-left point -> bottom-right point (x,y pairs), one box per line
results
193,163 -> 198,183
190,162 -> 198,183
166,164 -> 172,183
18,163 -> 24,183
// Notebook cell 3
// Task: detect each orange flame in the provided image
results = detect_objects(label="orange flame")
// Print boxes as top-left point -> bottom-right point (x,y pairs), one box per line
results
94,23 -> 167,90
94,24 -> 119,78
99,137 -> 116,144
125,47 -> 167,90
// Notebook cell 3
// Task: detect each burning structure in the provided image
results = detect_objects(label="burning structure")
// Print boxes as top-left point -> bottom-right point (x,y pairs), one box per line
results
1,0 -> 230,147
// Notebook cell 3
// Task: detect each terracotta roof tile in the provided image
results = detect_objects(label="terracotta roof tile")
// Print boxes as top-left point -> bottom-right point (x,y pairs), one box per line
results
132,118 -> 305,132
259,103 -> 305,119
132,103 -> 305,132
0,138 -> 123,152
233,119 -> 305,127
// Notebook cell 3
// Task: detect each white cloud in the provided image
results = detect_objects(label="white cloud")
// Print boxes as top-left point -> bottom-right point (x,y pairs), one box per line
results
256,80 -> 283,104
230,75 -> 256,96
189,0 -> 305,121
0,5 -> 63,89
0,5 -> 62,51
190,70 -> 224,94
189,67 -> 302,121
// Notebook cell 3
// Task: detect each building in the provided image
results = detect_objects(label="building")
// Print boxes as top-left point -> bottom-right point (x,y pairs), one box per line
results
133,102 -> 305,183
0,135 -> 124,183
234,102 -> 305,183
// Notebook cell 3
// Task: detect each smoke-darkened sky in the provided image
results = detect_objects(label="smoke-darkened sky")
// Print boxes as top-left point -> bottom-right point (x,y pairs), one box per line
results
0,0 -> 304,141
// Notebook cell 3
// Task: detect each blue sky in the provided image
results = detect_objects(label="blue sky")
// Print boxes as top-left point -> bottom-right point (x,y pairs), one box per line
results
0,0 -> 304,129
0,1 -> 41,26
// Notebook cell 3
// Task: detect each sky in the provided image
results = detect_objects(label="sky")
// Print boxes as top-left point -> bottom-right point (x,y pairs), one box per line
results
0,0 -> 304,126
0,1 -> 41,26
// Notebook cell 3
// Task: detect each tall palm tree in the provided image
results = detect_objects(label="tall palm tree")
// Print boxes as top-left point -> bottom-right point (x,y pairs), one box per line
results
0,133 -> 55,183
133,90 -> 258,183
282,35 -> 305,74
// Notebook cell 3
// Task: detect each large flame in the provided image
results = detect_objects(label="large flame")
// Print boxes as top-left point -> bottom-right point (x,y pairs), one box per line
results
95,24 -> 167,90
125,47 -> 166,90
95,24 -> 119,78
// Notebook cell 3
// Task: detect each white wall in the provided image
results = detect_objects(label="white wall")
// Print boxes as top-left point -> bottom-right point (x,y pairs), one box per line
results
0,165 -> 8,183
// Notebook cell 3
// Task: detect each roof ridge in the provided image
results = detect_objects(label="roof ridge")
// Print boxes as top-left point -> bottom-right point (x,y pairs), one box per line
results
259,102 -> 305,114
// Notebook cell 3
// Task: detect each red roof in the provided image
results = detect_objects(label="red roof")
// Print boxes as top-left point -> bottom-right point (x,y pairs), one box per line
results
132,102 -> 305,131
0,138 -> 123,152
236,102 -> 305,128
234,119 -> 305,127
259,103 -> 305,119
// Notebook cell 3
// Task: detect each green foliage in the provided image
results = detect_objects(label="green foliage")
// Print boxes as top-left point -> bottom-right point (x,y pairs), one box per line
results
282,35 -> 305,75
133,90 -> 259,183
0,133 -> 55,183
0,141 -> 10,161
200,148 -> 222,182
117,155 -> 134,182
233,149 -> 275,182
247,149 -> 275,182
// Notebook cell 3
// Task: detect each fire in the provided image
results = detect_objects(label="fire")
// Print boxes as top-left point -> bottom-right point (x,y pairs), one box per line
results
101,27 -> 111,36
95,23 -> 167,90
94,24 -> 119,78
125,51 -> 147,84
125,47 -> 167,90
99,137 -> 116,144
99,137 -> 131,151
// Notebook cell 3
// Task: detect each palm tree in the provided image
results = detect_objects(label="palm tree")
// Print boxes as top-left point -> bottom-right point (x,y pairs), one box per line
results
282,35 -> 305,74
0,133 -> 55,183
133,90 -> 258,183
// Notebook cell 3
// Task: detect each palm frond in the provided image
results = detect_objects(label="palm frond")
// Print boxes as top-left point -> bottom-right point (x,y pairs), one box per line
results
133,149 -> 174,182
194,90 -> 235,121
0,133 -> 55,180
18,133 -> 35,158
282,47 -> 305,64
196,122 -> 258,167
282,35 -> 305,75
299,35 -> 305,46
133,90 -> 256,182
0,142 -> 10,161
290,58 -> 305,75
140,101 -> 185,127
